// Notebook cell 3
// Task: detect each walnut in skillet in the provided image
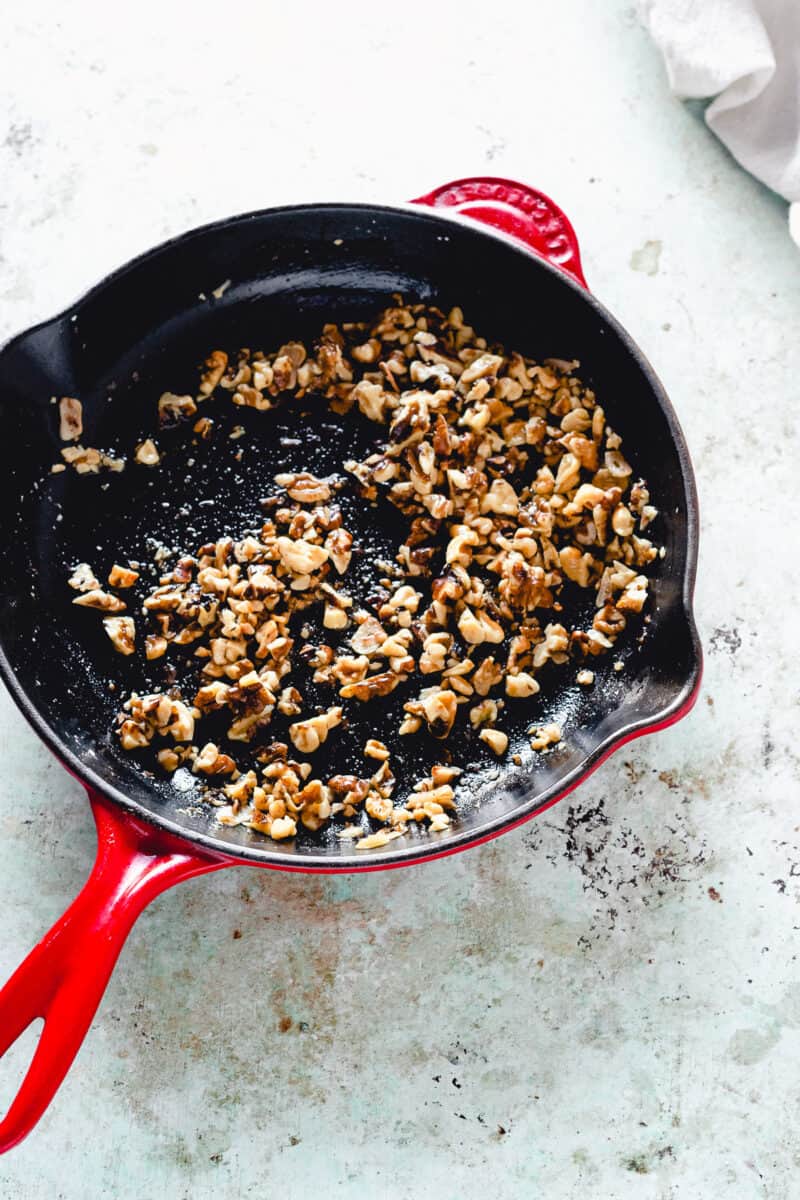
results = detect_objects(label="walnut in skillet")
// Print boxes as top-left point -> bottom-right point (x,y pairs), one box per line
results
67,298 -> 661,846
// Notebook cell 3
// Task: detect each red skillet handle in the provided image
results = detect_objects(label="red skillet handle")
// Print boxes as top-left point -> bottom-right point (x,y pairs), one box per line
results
0,792 -> 231,1153
411,176 -> 588,289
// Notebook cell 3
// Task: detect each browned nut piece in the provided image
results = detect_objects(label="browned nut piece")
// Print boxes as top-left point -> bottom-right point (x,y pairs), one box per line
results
103,616 -> 135,655
108,564 -> 139,588
158,392 -> 197,425
289,706 -> 343,754
505,672 -> 539,699
479,728 -> 508,755
194,742 -> 237,776
59,397 -> 83,441
134,439 -> 161,466
419,689 -> 457,739
72,589 -> 126,613
68,563 -> 100,592
529,723 -> 562,752
145,634 -> 168,660
198,350 -> 228,396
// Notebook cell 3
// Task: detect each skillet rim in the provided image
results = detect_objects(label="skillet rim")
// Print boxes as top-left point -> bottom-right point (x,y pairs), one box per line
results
0,199 -> 702,868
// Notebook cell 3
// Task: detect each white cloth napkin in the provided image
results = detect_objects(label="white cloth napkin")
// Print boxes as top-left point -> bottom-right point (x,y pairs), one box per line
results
639,0 -> 800,243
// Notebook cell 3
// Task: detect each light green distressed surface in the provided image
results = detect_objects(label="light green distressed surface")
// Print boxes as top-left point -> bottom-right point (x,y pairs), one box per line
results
1,1 -> 799,1196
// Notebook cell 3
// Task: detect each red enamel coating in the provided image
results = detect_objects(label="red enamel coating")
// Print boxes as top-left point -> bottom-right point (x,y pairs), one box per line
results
0,176 -> 695,1152
411,176 -> 587,287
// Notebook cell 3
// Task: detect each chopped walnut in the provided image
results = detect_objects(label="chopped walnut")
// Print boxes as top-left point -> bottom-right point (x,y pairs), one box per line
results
195,742 -> 237,776
59,397 -> 83,441
108,564 -> 139,588
73,588 -> 126,613
134,439 -> 161,466
61,445 -> 125,474
68,563 -> 100,592
529,723 -> 562,752
159,392 -> 197,425
479,728 -> 508,755
96,297 -> 659,847
103,616 -> 135,655
289,706 -> 343,754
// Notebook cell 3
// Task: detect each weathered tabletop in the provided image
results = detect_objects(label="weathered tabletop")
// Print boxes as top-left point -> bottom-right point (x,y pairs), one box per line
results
1,2 -> 798,1197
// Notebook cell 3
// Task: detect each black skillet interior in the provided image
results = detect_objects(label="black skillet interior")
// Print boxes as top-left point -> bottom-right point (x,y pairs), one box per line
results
0,203 -> 700,866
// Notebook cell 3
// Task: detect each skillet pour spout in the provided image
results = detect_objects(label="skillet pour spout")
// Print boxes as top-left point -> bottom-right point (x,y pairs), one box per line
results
0,177 -> 701,1150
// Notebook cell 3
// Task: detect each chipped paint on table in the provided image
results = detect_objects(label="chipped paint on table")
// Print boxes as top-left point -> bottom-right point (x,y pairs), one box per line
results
1,1 -> 799,1196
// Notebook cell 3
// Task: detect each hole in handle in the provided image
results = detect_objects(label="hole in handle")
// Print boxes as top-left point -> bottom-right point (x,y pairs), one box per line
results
0,1020 -> 44,1120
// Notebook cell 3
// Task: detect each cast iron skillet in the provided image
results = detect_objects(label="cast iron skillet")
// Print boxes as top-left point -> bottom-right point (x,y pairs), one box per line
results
0,177 -> 701,1150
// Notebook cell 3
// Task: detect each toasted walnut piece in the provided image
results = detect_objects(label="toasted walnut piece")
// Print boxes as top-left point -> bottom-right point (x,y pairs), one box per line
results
289,706 -> 343,754
458,606 -> 485,645
61,445 -> 125,474
505,672 -> 540,699
529,723 -> 562,752
419,631 -> 451,674
355,830 -> 404,850
339,672 -> 402,701
277,686 -> 303,717
363,791 -> 392,822
119,719 -> 150,750
616,575 -> 649,613
604,449 -> 632,479
158,392 -> 197,425
276,536 -> 329,575
157,748 -> 181,773
323,604 -> 348,630
195,742 -> 237,776
73,588 -> 126,613
419,689 -> 457,739
480,479 -> 519,516
352,338 -> 381,363
274,471 -> 332,504
167,701 -> 195,742
68,563 -> 100,592
480,728 -> 508,756
364,738 -> 390,762
59,397 -> 83,441
198,350 -> 228,397
350,616 -> 387,656
559,546 -> 594,588
108,564 -> 139,588
269,816 -> 298,840
331,654 -> 369,687
103,616 -> 135,655
611,504 -> 635,537
554,453 -> 581,494
325,528 -> 353,575
145,634 -> 168,660
460,353 -> 504,385
135,439 -> 161,466
469,699 -> 498,728
472,656 -> 503,696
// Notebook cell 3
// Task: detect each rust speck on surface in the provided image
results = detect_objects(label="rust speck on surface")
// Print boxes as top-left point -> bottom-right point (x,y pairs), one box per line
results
279,1015 -> 293,1033
708,887 -> 722,902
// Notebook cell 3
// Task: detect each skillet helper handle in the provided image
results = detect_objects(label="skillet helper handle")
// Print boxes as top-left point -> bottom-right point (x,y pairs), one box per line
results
411,176 -> 588,289
0,793 -> 229,1153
